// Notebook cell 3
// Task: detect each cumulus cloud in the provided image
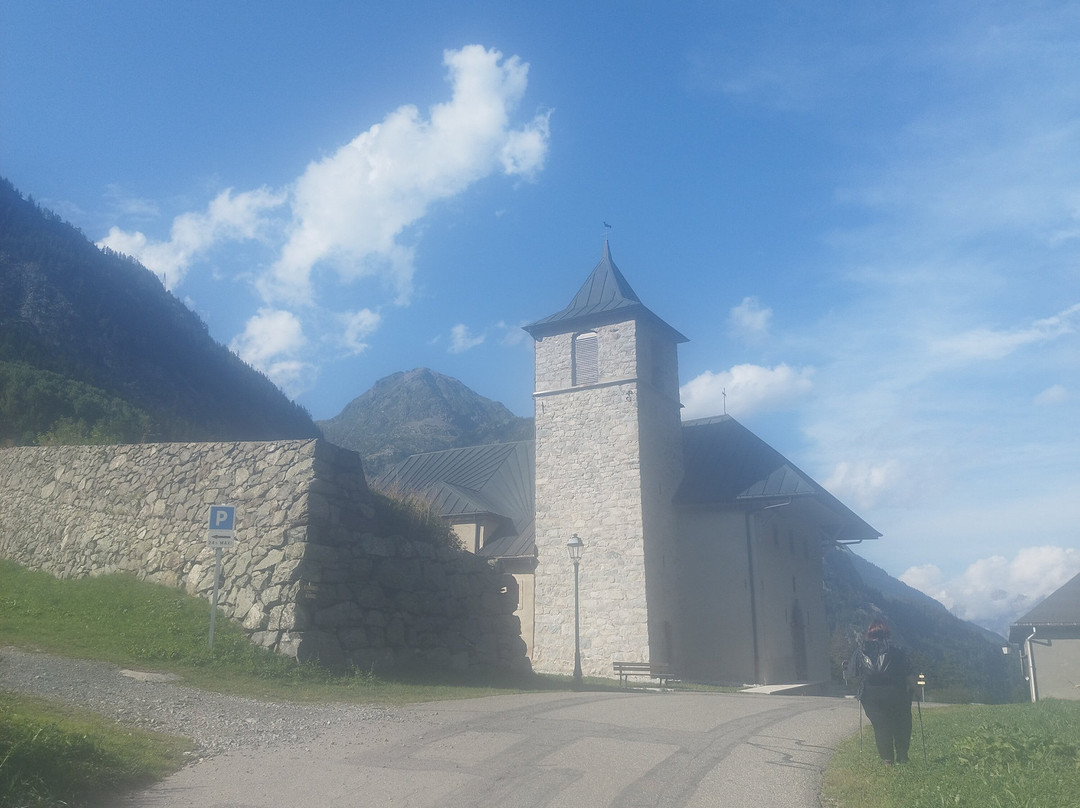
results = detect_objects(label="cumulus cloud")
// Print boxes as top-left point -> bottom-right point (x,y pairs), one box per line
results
448,323 -> 485,354
261,45 -> 551,305
901,546 -> 1080,636
100,45 -> 549,397
98,187 -> 285,289
680,363 -> 814,420
728,296 -> 772,342
229,308 -> 313,394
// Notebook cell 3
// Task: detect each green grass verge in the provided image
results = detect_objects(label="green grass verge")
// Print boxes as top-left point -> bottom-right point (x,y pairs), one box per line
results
822,700 -> 1080,808
0,559 -> 542,703
0,690 -> 193,808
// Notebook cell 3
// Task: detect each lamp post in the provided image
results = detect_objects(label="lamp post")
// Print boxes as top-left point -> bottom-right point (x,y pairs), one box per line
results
567,533 -> 585,689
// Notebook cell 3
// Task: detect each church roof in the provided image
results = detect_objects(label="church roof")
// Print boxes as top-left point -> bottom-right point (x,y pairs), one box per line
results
676,415 -> 881,542
380,414 -> 880,563
373,441 -> 535,559
524,242 -> 688,342
1011,570 -> 1080,630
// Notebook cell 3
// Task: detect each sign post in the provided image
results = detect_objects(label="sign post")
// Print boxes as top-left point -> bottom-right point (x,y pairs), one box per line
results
207,505 -> 236,650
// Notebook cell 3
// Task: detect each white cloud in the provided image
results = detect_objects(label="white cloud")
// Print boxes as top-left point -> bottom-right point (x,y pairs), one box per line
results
338,309 -> 381,355
98,187 -> 285,289
500,112 -> 551,177
901,546 -> 1080,636
98,45 -> 548,401
495,320 -> 530,347
933,303 -> 1080,362
103,184 -> 159,220
229,308 -> 312,394
1034,384 -> 1069,406
823,459 -> 905,511
728,296 -> 772,342
680,363 -> 814,421
261,45 -> 551,305
448,323 -> 485,354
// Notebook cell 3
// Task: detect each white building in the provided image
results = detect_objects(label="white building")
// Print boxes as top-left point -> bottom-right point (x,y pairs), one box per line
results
380,244 -> 879,686
1009,571 -> 1080,702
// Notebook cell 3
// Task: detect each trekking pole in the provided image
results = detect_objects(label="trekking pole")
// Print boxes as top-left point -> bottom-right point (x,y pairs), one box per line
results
916,672 -> 927,764
858,699 -> 863,747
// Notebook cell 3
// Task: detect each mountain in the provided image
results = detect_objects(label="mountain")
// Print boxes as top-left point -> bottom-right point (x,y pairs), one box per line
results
0,178 -> 319,444
318,367 -> 533,479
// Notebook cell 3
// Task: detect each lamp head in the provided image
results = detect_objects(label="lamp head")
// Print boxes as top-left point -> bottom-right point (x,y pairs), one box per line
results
567,533 -> 584,561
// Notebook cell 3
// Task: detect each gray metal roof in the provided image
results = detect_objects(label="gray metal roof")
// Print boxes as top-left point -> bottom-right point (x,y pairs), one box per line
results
676,415 -> 881,542
374,441 -> 535,558
1011,570 -> 1080,629
379,414 -> 880,563
524,242 -> 688,342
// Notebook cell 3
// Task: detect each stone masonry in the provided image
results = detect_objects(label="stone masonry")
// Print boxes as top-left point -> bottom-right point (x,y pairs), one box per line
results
0,440 -> 527,673
531,315 -> 684,678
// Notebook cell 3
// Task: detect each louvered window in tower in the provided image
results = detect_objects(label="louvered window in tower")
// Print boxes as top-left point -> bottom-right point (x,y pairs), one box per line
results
573,331 -> 598,385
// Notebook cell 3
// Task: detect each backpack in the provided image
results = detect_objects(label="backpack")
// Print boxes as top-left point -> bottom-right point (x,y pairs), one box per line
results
857,639 -> 904,687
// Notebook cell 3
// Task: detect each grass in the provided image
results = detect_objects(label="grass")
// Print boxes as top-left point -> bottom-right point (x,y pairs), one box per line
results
1,691 -> 193,808
822,700 -> 1080,808
0,559 -> 539,703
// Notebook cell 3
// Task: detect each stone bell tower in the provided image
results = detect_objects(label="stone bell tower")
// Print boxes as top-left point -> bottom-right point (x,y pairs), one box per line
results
524,242 -> 687,676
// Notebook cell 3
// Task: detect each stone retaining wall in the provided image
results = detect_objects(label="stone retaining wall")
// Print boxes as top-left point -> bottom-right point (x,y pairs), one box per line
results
0,440 -> 527,673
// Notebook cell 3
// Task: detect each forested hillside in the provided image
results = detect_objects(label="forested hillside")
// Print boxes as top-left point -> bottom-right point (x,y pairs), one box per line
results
0,179 -> 319,445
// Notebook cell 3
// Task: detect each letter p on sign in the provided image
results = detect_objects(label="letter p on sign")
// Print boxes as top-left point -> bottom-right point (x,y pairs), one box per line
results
209,505 -> 235,531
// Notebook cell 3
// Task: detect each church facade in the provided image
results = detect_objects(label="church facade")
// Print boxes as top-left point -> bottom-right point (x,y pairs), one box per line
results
379,244 -> 879,686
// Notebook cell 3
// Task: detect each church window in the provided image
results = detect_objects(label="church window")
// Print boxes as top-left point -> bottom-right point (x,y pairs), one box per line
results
573,331 -> 599,385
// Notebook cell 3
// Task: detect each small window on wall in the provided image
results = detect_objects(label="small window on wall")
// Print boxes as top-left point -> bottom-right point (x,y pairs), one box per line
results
573,331 -> 599,385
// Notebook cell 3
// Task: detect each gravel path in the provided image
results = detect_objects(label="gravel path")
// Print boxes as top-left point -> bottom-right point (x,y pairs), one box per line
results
0,646 -> 406,758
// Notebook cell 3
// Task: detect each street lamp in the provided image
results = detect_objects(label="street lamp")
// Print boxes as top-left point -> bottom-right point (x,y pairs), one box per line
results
567,533 -> 585,689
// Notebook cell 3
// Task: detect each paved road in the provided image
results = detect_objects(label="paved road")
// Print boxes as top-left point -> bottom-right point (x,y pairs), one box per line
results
122,690 -> 859,808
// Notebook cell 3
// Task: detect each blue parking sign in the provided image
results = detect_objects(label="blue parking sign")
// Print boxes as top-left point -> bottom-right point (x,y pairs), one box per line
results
208,505 -> 235,532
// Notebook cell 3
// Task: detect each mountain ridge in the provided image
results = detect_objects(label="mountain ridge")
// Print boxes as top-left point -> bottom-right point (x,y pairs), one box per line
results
0,177 -> 319,444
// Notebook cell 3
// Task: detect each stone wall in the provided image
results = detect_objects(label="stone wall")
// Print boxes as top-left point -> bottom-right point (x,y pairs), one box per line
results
0,440 -> 527,673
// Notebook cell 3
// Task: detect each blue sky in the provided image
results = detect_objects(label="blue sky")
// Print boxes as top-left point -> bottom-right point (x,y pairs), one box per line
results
4,1 -> 1079,635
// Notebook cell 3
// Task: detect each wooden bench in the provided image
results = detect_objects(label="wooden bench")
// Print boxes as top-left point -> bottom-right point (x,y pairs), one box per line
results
613,661 -> 675,687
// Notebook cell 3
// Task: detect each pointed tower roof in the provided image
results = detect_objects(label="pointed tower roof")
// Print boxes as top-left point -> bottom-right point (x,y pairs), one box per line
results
524,242 -> 688,341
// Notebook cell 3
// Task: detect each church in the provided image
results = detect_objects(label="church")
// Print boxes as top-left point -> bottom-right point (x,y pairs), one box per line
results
378,243 -> 879,686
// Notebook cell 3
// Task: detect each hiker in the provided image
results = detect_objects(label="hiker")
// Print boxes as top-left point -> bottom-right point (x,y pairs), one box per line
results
851,619 -> 913,764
